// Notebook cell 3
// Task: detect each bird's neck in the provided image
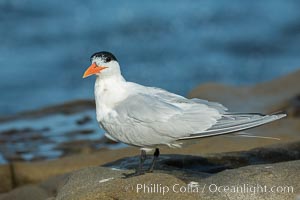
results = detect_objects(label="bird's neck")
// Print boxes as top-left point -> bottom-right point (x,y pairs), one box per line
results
94,73 -> 127,120
96,72 -> 126,83
95,73 -> 126,95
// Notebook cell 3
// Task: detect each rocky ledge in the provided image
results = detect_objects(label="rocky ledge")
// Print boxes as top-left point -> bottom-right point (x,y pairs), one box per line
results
0,142 -> 299,200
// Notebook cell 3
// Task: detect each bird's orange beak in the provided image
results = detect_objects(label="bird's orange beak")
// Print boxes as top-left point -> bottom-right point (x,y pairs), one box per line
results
82,63 -> 108,78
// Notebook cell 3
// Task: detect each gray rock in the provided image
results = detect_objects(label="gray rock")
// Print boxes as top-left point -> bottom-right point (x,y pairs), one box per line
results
0,185 -> 49,200
55,167 -> 200,200
196,160 -> 300,200
53,142 -> 300,200
55,167 -> 132,200
54,160 -> 300,200
0,164 -> 12,193
39,174 -> 69,197
11,147 -> 137,186
3,141 -> 300,200
103,141 -> 300,175
189,69 -> 300,114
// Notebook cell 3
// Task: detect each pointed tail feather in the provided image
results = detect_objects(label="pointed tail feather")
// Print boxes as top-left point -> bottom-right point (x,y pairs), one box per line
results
179,112 -> 286,140
225,132 -> 281,140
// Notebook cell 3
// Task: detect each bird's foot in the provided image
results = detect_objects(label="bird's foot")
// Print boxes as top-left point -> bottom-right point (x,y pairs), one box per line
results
123,169 -> 146,178
146,169 -> 154,173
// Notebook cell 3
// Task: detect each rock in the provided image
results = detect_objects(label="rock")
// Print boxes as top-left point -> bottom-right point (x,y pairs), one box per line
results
12,147 -> 138,186
285,94 -> 300,117
189,69 -> 300,114
195,160 -> 300,200
55,167 -> 130,200
56,140 -> 95,156
0,100 -> 95,123
39,174 -> 69,197
0,164 -> 13,193
76,115 -> 92,125
9,140 -> 300,187
54,161 -> 300,200
103,141 -> 300,174
55,167 -> 199,200
0,185 -> 49,200
3,141 -> 300,199
0,100 -> 99,164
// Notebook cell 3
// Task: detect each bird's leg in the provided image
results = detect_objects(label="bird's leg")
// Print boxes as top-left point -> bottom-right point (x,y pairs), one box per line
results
135,149 -> 147,175
147,148 -> 160,173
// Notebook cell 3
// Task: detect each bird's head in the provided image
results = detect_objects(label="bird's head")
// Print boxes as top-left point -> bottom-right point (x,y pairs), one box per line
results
83,51 -> 120,78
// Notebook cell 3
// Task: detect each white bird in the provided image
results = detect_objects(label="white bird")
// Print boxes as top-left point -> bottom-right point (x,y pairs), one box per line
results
83,51 -> 286,175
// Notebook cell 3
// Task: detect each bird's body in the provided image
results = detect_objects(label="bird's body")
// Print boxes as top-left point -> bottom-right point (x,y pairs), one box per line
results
95,76 -> 221,148
83,51 -> 286,174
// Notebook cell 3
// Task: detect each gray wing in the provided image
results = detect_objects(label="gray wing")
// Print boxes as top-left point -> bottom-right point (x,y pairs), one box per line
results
149,88 -> 287,141
149,87 -> 228,113
110,92 -> 222,146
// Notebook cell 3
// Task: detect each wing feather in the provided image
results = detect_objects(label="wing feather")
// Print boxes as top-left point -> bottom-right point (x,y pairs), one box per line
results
179,113 -> 286,140
107,88 -> 222,146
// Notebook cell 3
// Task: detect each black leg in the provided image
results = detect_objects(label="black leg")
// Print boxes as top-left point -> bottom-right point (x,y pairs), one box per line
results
148,148 -> 160,173
135,149 -> 147,175
123,149 -> 147,178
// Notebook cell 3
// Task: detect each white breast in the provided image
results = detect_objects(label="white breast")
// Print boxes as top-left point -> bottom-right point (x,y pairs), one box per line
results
94,75 -> 127,122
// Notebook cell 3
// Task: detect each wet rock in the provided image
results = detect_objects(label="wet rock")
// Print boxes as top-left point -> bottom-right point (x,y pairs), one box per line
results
12,147 -> 138,186
104,141 -> 300,175
0,139 -> 5,144
0,127 -> 47,141
76,116 -> 92,125
0,101 -> 99,164
0,100 -> 95,123
66,129 -> 94,136
78,129 -> 94,135
0,128 -> 29,136
1,129 -> 18,136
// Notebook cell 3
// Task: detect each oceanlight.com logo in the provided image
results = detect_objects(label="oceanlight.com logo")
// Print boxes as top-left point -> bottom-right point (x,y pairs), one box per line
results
207,184 -> 293,195
124,183 -> 294,195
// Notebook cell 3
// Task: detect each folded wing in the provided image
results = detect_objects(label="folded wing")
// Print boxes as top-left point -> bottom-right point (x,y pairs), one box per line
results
112,90 -> 222,145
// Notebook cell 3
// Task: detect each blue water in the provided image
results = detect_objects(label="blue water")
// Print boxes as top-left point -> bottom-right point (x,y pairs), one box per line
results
1,0 -> 300,115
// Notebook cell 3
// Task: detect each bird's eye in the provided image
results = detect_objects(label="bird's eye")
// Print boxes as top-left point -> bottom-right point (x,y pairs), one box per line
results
105,57 -> 112,63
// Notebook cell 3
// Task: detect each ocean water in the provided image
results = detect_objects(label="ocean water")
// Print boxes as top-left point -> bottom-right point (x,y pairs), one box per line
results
1,0 -> 300,115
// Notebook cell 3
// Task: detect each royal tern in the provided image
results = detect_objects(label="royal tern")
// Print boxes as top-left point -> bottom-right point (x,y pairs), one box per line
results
83,51 -> 286,174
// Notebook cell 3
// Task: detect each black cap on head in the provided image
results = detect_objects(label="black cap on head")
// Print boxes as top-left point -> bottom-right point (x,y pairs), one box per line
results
90,51 -> 118,63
